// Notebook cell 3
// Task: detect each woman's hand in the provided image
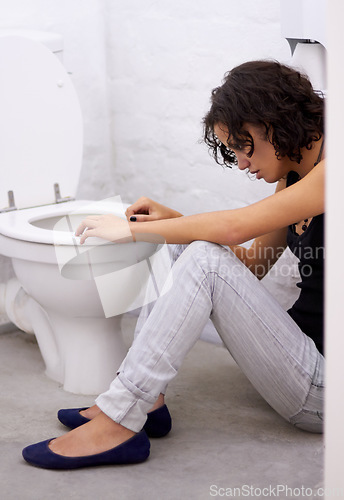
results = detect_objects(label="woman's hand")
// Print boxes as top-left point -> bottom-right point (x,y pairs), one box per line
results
125,197 -> 183,222
75,214 -> 133,245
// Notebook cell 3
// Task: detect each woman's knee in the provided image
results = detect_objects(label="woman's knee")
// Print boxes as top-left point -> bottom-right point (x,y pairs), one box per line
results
181,240 -> 242,277
186,240 -> 229,261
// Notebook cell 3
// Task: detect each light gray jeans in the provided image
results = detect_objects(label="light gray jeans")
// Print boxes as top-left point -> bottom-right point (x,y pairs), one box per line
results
96,241 -> 325,434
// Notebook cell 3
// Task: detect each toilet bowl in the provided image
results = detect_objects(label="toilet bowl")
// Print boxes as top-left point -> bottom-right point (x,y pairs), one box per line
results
0,33 -> 170,394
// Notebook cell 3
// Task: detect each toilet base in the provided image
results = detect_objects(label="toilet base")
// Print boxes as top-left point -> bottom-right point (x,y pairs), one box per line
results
44,311 -> 128,395
2,278 -> 130,396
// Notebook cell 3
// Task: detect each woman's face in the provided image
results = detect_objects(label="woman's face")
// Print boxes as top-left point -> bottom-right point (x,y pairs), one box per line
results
214,122 -> 292,183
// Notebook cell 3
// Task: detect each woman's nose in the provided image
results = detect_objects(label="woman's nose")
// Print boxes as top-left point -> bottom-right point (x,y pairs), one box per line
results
237,154 -> 251,171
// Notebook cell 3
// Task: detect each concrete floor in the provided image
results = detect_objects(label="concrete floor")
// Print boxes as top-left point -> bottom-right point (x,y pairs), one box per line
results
0,316 -> 324,500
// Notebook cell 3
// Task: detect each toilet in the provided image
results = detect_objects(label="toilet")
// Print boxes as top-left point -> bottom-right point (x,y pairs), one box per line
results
0,32 -> 170,395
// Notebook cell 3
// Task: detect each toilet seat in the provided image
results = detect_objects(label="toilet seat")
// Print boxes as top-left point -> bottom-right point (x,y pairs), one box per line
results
0,35 -> 129,249
0,35 -> 82,211
0,199 -> 129,246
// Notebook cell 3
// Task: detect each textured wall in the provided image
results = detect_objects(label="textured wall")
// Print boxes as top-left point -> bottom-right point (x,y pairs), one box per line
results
102,0 -> 290,214
0,0 -> 293,324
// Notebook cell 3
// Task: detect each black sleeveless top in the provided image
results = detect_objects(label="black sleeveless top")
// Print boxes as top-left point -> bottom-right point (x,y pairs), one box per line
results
286,171 -> 325,355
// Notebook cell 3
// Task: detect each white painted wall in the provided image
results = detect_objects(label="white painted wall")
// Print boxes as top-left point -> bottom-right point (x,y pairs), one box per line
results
0,0 -> 291,319
102,0 -> 289,215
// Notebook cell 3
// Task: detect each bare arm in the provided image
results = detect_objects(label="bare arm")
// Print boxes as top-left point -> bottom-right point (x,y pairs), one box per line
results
128,162 -> 324,244
76,162 -> 324,247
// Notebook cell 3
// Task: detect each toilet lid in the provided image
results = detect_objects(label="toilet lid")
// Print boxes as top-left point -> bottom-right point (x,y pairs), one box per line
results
0,35 -> 83,211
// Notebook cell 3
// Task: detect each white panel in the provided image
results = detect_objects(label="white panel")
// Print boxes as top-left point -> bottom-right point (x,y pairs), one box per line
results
325,0 -> 344,496
0,36 -> 83,210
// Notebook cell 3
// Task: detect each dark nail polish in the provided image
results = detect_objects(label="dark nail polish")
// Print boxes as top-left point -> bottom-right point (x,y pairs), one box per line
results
130,216 -> 137,222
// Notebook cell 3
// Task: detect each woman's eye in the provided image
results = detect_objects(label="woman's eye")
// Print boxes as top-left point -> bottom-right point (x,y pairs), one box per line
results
233,144 -> 251,155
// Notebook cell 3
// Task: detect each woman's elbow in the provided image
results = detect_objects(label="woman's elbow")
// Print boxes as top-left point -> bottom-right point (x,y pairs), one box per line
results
220,224 -> 246,246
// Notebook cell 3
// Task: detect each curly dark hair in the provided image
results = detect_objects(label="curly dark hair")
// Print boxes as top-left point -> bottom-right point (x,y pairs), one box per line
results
203,60 -> 324,167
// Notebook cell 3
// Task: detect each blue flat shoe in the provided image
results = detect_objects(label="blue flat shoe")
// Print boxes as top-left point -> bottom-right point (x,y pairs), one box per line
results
22,430 -> 150,469
142,404 -> 172,438
58,404 -> 172,438
57,407 -> 90,429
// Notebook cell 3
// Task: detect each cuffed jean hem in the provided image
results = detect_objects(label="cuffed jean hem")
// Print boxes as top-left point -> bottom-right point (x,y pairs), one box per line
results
95,376 -> 154,433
